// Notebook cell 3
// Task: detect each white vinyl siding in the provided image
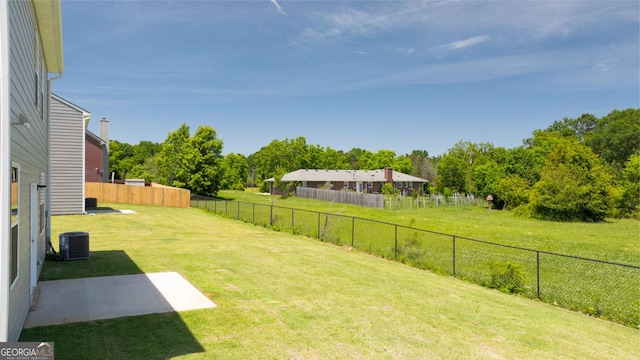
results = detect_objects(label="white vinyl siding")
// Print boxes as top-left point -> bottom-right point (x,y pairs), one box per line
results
50,96 -> 86,215
7,0 -> 50,341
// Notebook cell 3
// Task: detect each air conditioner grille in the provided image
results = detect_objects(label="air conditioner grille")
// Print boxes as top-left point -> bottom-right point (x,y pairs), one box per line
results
59,232 -> 90,261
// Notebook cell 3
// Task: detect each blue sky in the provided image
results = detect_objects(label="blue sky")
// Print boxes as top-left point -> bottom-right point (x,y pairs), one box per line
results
55,0 -> 639,157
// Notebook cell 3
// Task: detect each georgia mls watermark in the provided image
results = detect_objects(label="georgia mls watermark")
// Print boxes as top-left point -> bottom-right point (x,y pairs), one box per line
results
0,342 -> 54,360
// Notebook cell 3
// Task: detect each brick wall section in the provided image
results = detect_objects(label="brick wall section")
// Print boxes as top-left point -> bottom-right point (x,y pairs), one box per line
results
85,133 -> 104,182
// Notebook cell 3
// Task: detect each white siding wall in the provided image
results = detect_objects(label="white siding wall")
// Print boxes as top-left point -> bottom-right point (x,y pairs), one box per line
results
8,0 -> 49,341
50,97 -> 85,215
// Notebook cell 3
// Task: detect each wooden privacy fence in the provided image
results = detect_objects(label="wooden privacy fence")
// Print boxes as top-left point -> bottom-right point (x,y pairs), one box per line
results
85,182 -> 190,208
296,187 -> 384,208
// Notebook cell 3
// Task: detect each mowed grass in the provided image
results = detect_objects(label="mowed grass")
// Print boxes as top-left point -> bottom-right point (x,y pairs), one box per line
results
216,190 -> 640,265
21,204 -> 639,359
196,197 -> 640,326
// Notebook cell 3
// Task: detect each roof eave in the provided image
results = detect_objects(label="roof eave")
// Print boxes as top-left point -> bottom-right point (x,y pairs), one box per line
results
33,0 -> 64,74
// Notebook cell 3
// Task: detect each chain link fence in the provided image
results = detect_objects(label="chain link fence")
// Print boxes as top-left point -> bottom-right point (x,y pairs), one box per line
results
192,199 -> 640,327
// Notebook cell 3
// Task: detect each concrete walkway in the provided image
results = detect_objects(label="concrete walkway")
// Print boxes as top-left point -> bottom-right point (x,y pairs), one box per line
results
24,272 -> 216,328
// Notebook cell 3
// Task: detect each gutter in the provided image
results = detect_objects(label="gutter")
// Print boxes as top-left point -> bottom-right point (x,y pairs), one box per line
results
45,73 -> 63,254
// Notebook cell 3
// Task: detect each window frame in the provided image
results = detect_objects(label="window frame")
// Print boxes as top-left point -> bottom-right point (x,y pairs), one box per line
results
10,163 -> 20,288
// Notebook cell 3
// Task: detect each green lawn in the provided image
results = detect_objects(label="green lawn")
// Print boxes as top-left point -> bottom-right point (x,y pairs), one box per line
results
21,204 -> 639,359
216,190 -> 640,265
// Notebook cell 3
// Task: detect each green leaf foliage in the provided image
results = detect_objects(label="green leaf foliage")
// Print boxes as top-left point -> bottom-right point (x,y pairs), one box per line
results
529,139 -> 613,221
586,108 -> 640,170
156,123 -> 224,197
220,153 -> 249,190
618,153 -> 640,218
494,175 -> 530,210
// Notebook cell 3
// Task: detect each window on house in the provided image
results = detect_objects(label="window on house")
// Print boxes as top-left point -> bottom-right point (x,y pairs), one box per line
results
34,32 -> 39,108
344,182 -> 349,189
39,172 -> 45,234
367,181 -> 373,188
34,32 -> 45,121
11,166 -> 18,225
301,181 -> 307,187
34,72 -> 39,107
10,165 -> 19,287
39,55 -> 44,120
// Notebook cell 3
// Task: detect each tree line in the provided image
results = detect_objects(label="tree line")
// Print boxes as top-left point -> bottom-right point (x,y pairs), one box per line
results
109,108 -> 639,221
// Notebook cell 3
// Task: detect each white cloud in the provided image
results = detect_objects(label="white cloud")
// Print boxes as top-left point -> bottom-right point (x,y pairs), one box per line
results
270,0 -> 286,15
442,35 -> 490,51
397,47 -> 415,55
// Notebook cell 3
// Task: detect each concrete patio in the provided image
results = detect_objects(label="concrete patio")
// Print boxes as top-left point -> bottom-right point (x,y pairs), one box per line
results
24,272 -> 216,328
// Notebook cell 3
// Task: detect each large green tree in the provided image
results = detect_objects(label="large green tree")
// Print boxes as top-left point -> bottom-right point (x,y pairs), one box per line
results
220,153 -> 248,190
618,152 -> 640,218
544,113 -> 598,142
109,140 -> 162,181
108,140 -> 134,180
435,141 -> 489,195
529,139 -> 613,221
156,123 -> 224,197
345,148 -> 371,170
156,123 -> 190,186
586,108 -> 640,172
494,175 -> 530,210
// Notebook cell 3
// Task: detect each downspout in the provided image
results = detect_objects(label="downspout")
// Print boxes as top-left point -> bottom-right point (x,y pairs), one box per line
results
45,73 -> 62,254
0,0 -> 10,342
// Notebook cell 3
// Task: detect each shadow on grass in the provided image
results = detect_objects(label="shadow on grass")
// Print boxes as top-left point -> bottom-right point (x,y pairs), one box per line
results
26,250 -> 207,358
41,250 -> 144,281
20,312 -> 206,360
191,193 -> 231,201
85,206 -> 116,211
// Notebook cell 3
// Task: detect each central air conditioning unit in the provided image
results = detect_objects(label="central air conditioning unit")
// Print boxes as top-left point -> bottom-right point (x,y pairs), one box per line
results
59,231 -> 90,261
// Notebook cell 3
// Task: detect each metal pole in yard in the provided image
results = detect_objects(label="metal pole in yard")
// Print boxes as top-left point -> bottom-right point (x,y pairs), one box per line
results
317,213 -> 320,239
452,236 -> 457,276
351,217 -> 355,247
536,251 -> 541,298
252,203 -> 255,224
292,208 -> 295,230
394,225 -> 398,260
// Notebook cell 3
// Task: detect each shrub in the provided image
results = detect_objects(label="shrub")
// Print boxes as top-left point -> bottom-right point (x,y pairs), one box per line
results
529,140 -> 613,222
487,260 -> 525,294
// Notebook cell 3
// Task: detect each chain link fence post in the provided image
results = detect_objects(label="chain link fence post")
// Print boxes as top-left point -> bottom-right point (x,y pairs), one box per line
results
537,251 -> 540,299
452,236 -> 456,277
394,225 -> 398,260
352,217 -> 355,247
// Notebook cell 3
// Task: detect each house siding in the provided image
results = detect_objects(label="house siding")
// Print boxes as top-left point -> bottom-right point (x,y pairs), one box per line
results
7,0 -> 50,341
50,96 -> 85,214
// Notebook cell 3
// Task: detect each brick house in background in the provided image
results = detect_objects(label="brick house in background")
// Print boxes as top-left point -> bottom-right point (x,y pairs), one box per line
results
266,167 -> 428,196
85,119 -> 109,183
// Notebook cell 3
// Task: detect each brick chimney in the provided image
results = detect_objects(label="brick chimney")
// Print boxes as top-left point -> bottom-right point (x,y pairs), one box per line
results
384,167 -> 393,184
99,117 -> 110,151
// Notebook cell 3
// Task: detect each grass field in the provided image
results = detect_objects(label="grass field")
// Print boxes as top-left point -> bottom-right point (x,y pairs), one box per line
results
216,190 -> 640,265
197,191 -> 640,326
20,203 -> 639,359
